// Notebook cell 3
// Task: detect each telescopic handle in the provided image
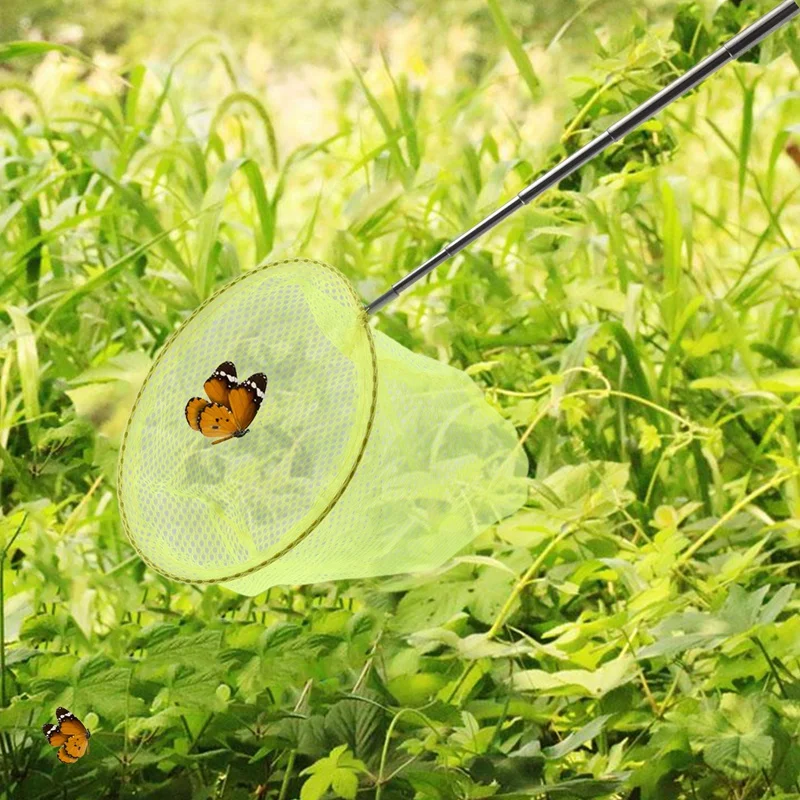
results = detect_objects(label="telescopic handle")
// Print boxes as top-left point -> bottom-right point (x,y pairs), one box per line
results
365,0 -> 800,314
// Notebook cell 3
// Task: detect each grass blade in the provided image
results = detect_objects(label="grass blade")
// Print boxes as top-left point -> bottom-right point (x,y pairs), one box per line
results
486,0 -> 540,100
736,70 -> 758,208
193,158 -> 273,297
6,306 -> 40,435
209,91 -> 279,171
0,41 -> 90,65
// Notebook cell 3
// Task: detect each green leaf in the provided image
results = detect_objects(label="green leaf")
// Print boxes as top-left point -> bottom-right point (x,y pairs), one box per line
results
331,768 -> 359,799
350,64 -> 406,175
542,714 -> 612,760
738,77 -> 757,207
324,693 -> 385,763
65,351 -> 151,443
0,694 -> 49,731
690,694 -> 775,780
74,657 -> 134,720
637,633 -> 720,660
145,630 -> 223,669
7,305 -> 41,428
301,770 -> 332,800
404,768 -> 498,799
0,41 -> 92,64
209,91 -> 279,170
194,158 -> 273,297
495,776 -> 625,798
159,666 -> 224,711
759,584 -> 795,624
404,769 -> 456,800
511,657 -> 635,698
4,647 -> 42,666
391,582 -> 472,633
704,733 -> 773,780
295,715 -> 331,758
467,568 -> 518,626
529,461 -> 633,525
605,321 -> 660,419
486,0 -> 540,99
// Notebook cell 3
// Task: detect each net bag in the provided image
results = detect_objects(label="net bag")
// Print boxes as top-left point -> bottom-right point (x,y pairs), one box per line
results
117,258 -> 528,595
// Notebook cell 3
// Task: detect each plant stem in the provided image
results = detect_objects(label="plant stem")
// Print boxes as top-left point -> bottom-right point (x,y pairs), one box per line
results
0,514 -> 27,709
674,469 -> 800,567
486,526 -> 572,639
376,704 -> 443,800
0,514 -> 26,789
277,750 -> 296,800
751,635 -> 788,699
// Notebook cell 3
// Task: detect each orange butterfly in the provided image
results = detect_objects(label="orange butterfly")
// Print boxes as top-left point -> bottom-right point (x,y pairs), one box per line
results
185,361 -> 268,445
42,707 -> 91,764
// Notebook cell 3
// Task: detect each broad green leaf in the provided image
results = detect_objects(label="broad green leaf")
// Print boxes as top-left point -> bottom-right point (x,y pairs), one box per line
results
692,369 -> 800,394
704,733 -> 773,780
301,770 -> 332,800
639,584 -> 793,659
468,568 -> 518,626
65,351 -> 151,443
324,693 -> 385,763
511,656 -> 635,698
542,714 -> 612,760
73,656 -> 136,720
540,461 -> 631,512
404,769 -> 457,800
388,672 -> 448,706
0,694 -> 49,731
296,715 -> 331,758
4,647 -> 42,666
145,629 -> 223,669
391,582 -> 472,633
637,633 -> 721,660
331,769 -> 359,799
157,666 -> 223,711
690,694 -> 775,780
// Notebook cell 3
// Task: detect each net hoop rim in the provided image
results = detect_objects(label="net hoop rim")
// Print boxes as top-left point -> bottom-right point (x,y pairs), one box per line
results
117,257 -> 378,585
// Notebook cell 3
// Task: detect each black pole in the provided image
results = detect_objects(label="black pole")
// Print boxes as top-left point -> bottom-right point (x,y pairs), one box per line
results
365,0 -> 800,314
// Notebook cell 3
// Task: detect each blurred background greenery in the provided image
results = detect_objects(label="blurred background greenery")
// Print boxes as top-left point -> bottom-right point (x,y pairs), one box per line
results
0,0 -> 673,64
3,0 -> 800,798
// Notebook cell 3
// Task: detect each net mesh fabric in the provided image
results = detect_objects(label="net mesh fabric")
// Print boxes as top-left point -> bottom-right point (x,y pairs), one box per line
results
118,259 -> 528,592
118,259 -> 376,583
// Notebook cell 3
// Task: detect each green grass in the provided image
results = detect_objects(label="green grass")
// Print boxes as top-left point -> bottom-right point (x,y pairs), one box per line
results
2,0 -> 800,798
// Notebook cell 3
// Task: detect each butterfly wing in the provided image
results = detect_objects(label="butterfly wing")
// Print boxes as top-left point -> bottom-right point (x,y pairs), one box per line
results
204,362 -> 238,408
56,708 -> 88,739
48,709 -> 90,763
185,397 -> 210,431
42,722 -> 68,748
229,373 -> 268,432
63,734 -> 89,759
198,402 -> 239,444
57,746 -> 80,763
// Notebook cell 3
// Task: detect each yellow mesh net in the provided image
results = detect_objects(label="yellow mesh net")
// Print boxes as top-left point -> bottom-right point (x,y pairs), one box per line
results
118,259 -> 528,594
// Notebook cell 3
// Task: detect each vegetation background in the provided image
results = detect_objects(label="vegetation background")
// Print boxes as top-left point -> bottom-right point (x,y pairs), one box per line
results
2,0 -> 800,797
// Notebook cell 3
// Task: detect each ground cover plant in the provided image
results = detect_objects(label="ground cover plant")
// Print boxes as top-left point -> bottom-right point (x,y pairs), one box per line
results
2,0 -> 800,797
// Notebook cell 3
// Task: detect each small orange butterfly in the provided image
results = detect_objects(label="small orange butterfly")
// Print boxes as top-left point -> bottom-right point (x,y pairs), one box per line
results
185,361 -> 268,445
42,707 -> 91,764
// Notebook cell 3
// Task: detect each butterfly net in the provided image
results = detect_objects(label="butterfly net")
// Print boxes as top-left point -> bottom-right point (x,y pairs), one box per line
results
118,259 -> 528,594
